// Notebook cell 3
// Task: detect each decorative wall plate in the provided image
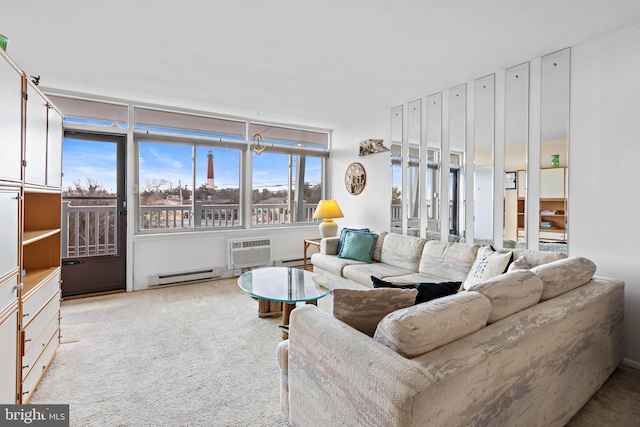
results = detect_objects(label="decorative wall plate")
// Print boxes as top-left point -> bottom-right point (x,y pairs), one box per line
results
345,162 -> 366,195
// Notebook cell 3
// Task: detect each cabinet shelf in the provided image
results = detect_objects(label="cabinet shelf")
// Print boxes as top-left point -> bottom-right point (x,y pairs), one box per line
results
21,267 -> 60,296
23,229 -> 61,246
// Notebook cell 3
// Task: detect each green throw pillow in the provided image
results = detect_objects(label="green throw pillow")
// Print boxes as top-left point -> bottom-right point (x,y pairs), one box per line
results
337,231 -> 378,263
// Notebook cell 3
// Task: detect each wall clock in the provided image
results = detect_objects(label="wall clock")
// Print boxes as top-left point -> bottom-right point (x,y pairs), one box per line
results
345,162 -> 366,195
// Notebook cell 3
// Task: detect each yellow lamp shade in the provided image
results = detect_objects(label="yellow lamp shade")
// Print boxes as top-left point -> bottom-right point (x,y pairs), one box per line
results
312,200 -> 344,219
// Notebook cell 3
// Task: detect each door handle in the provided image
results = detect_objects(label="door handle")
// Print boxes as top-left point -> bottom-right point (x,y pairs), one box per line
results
62,260 -> 84,266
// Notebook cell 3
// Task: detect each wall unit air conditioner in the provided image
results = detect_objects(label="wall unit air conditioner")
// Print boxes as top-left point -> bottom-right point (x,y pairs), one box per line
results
228,237 -> 273,269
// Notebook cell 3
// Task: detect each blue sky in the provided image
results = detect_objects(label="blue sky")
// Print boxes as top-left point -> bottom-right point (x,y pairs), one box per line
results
63,138 -> 117,193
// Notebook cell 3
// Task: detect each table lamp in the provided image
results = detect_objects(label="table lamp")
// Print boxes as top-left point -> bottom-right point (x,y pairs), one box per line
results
312,200 -> 344,238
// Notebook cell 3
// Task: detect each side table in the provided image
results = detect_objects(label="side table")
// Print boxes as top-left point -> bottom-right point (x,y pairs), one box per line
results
303,238 -> 322,271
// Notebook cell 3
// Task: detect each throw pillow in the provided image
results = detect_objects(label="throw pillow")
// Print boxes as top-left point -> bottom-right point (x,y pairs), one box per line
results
332,288 -> 418,337
337,227 -> 370,253
414,282 -> 462,304
371,276 -> 461,305
371,276 -> 415,289
337,230 -> 378,263
463,246 -> 513,290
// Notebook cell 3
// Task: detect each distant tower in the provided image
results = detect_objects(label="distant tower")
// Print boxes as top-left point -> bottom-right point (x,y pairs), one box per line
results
207,150 -> 215,189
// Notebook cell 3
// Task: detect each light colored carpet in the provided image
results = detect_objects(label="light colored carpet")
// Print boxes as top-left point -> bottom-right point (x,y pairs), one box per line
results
30,278 -> 320,426
30,278 -> 640,426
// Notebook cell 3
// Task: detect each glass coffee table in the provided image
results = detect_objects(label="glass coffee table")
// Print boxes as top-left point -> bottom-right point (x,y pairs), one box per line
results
237,267 -> 332,338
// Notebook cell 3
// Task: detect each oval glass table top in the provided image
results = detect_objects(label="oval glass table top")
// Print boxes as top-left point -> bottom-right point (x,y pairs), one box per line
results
237,267 -> 332,303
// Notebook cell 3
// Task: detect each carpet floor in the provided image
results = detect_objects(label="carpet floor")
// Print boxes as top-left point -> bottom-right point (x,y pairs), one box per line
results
30,278 -> 639,426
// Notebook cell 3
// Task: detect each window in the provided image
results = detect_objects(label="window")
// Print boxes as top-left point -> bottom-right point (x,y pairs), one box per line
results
426,148 -> 439,222
137,140 -> 242,231
248,122 -> 327,227
53,99 -> 331,233
251,152 -> 324,226
390,143 -> 402,228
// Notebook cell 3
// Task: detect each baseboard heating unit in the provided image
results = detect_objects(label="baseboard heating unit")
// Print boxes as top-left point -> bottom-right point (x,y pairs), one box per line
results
275,258 -> 305,268
148,268 -> 221,286
228,237 -> 273,269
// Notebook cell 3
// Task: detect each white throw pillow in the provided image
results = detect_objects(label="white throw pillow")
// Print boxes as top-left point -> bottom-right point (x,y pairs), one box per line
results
463,246 -> 513,290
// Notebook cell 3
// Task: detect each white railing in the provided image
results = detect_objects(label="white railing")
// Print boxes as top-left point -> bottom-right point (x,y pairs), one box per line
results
62,201 -> 118,257
62,201 -> 319,257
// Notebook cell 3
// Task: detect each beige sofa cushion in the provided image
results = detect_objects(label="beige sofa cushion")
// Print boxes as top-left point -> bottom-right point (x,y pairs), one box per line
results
380,233 -> 427,272
373,291 -> 491,358
342,263 -> 413,287
332,288 -> 418,337
469,270 -> 544,324
507,254 -> 530,272
533,257 -> 597,301
419,241 -> 480,282
511,248 -> 567,268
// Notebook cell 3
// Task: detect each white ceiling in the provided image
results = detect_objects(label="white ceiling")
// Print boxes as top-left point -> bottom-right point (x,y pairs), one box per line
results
3,0 -> 640,130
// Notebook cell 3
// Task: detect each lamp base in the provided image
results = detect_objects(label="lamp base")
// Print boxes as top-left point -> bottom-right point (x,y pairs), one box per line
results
319,219 -> 338,238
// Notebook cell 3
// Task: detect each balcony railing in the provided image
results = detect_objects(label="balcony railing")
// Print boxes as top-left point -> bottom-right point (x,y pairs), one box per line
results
62,201 -> 319,258
62,201 -> 118,258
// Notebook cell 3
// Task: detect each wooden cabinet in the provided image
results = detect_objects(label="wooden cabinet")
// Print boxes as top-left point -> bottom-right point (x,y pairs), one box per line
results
515,167 -> 567,243
20,273 -> 60,403
516,198 -> 526,242
516,170 -> 526,241
0,48 -> 62,404
539,167 -> 567,242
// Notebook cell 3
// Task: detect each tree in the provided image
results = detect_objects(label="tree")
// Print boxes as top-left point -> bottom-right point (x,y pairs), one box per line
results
144,178 -> 170,194
392,186 -> 401,204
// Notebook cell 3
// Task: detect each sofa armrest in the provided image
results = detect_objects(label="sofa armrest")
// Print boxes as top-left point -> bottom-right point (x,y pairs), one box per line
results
320,236 -> 340,255
287,305 -> 436,426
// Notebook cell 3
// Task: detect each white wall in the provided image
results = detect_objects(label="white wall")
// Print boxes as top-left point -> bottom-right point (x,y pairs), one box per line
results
331,22 -> 640,367
330,110 -> 391,232
131,225 -> 319,290
570,22 -> 640,368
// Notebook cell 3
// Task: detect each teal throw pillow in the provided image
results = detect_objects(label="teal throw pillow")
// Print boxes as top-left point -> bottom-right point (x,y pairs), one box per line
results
338,231 -> 378,263
337,227 -> 370,253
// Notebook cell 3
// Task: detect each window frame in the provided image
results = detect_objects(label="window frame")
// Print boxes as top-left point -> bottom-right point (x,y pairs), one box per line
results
134,131 -> 246,233
250,149 -> 327,228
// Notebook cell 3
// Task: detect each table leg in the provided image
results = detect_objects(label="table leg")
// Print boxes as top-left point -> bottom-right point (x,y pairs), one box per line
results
281,299 -> 318,339
282,302 -> 296,339
258,298 -> 282,318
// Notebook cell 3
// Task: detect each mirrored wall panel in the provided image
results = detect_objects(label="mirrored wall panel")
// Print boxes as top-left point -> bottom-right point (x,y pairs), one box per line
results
539,48 -> 570,251
503,62 -> 530,247
426,93 -> 442,235
390,105 -> 403,233
449,84 -> 466,238
407,99 -> 422,236
474,74 -> 495,244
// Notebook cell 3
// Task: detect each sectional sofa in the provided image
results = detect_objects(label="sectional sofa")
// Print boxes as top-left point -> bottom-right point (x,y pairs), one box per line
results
311,231 -> 566,290
276,231 -> 625,426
